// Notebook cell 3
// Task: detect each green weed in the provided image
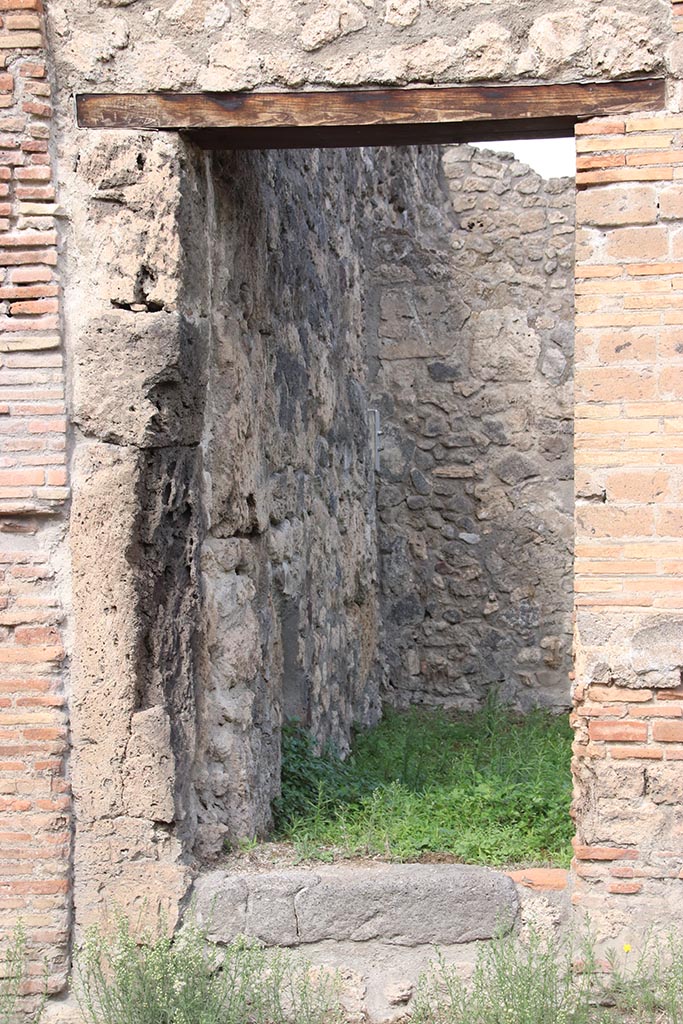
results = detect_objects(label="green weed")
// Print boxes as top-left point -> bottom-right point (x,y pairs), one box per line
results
413,931 -> 599,1024
274,701 -> 573,866
272,721 -> 373,832
75,915 -> 344,1024
412,930 -> 683,1024
0,922 -> 45,1024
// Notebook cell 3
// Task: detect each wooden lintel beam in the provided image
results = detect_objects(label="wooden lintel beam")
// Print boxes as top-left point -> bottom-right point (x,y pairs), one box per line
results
77,79 -> 666,150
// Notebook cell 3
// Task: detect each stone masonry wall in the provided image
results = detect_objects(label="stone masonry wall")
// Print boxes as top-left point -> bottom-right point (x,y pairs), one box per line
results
52,0 -> 667,94
66,132 -> 209,936
194,148 -> 383,857
370,145 -> 575,711
0,0 -> 70,1003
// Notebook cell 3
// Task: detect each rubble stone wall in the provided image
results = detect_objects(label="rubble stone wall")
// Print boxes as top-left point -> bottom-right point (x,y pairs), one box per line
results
194,148 -> 384,857
52,0 -> 668,93
370,145 -> 575,711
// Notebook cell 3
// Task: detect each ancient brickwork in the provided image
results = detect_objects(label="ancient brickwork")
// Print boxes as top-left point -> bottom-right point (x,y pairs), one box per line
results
370,145 -> 575,710
0,0 -> 70,1000
572,111 -> 683,936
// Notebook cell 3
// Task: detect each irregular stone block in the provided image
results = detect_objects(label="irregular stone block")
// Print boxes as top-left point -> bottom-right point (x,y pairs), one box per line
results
195,866 -> 518,948
246,872 -> 314,945
194,871 -> 249,942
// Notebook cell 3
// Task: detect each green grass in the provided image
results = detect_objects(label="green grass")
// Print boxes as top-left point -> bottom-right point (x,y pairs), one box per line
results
273,699 -> 574,866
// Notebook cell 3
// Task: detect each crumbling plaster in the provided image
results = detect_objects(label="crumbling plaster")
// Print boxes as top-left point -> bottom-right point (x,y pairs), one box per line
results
49,0 -> 668,94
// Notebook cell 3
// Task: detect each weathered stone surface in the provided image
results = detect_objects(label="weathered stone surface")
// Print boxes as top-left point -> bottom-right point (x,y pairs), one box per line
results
369,145 -> 574,711
384,0 -> 421,28
294,865 -> 518,944
123,707 -> 176,823
50,0 -> 666,95
70,437 -> 203,934
193,148 -> 384,854
194,865 -> 518,946
64,136 -> 210,936
575,610 -> 683,692
301,1 -> 367,51
72,311 -> 208,447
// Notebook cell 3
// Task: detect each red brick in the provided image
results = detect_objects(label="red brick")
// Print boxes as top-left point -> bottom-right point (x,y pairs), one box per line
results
0,284 -> 58,299
0,249 -> 56,266
573,844 -> 639,861
0,469 -> 43,486
5,12 -> 40,28
586,684 -> 654,702
610,745 -> 664,759
8,266 -> 53,283
607,882 -> 643,894
19,60 -> 44,76
575,120 -> 626,136
8,298 -> 58,315
506,868 -> 568,891
0,230 -> 55,247
14,166 -> 50,181
589,720 -> 648,742
653,720 -> 683,742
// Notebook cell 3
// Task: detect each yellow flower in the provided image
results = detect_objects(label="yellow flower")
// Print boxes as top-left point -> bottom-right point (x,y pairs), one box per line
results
623,943 -> 632,954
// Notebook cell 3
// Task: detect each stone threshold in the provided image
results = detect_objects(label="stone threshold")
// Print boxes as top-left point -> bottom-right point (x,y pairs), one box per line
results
194,863 -> 531,948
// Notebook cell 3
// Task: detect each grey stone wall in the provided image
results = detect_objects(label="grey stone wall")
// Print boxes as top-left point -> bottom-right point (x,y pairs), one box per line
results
368,145 -> 575,711
193,149 -> 384,857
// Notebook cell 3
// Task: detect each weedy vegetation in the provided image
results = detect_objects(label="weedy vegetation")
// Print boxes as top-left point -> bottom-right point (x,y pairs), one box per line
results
0,922 -> 45,1024
69,914 -> 683,1024
273,700 -> 573,865
412,929 -> 683,1024
75,916 -> 344,1024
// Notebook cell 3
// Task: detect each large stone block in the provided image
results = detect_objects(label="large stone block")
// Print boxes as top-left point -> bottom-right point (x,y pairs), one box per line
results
194,865 -> 518,947
72,311 -> 208,447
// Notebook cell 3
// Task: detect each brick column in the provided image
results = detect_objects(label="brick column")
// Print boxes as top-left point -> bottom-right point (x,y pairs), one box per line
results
572,113 -> 683,936
0,0 -> 70,1000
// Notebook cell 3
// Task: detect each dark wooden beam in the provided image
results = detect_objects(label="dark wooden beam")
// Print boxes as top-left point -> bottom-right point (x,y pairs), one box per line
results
184,118 -> 578,151
77,79 -> 666,150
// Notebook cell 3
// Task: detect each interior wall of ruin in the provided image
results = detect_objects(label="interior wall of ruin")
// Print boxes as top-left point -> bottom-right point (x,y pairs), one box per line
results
368,145 -> 575,710
193,148 -> 385,857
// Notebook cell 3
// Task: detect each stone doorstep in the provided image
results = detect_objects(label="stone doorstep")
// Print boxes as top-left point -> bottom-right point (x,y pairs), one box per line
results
194,863 -> 520,948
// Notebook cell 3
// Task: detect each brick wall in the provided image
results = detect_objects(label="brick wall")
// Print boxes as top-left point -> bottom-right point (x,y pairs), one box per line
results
0,0 -> 70,999
572,109 -> 683,935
